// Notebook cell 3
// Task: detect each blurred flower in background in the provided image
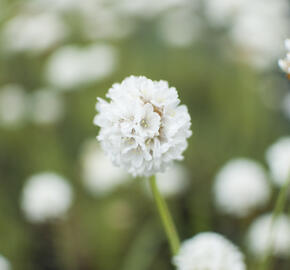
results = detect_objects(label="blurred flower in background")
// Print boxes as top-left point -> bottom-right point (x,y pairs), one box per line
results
206,0 -> 290,68
144,163 -> 189,198
213,158 -> 271,218
157,8 -> 201,48
0,84 -> 28,129
247,213 -> 290,258
266,137 -> 290,186
2,11 -> 68,55
173,232 -> 246,270
21,173 -> 73,223
28,88 -> 65,125
0,256 -> 10,270
45,44 -> 118,90
80,139 -> 129,196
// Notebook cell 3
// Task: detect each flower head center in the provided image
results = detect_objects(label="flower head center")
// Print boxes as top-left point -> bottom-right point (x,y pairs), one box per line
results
141,119 -> 148,128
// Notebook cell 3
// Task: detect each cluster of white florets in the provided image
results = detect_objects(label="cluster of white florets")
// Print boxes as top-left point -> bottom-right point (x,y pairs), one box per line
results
173,232 -> 246,270
94,76 -> 192,177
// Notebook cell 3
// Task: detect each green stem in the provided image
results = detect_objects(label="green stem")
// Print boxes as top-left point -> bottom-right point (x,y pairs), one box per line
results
260,173 -> 290,270
149,175 -> 180,255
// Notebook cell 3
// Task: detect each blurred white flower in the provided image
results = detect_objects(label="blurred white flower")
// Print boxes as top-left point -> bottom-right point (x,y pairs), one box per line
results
29,88 -> 65,125
266,137 -> 290,186
282,92 -> 290,119
116,0 -> 189,19
0,255 -> 10,270
29,0 -> 78,12
158,8 -> 201,48
0,84 -> 27,129
144,163 -> 189,198
278,39 -> 290,75
94,76 -> 192,177
213,158 -> 271,217
205,0 -> 290,68
78,1 -> 134,40
173,232 -> 246,270
21,172 -> 73,223
205,0 -> 248,25
81,140 -> 129,196
247,213 -> 290,258
2,12 -> 68,54
45,44 -> 118,89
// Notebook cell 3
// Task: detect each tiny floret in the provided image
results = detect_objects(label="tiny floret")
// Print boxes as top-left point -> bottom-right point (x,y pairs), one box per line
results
94,76 -> 192,177
213,158 -> 271,217
173,232 -> 246,270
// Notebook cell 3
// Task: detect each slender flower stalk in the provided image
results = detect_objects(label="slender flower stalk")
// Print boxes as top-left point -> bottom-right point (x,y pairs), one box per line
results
260,172 -> 290,270
94,76 -> 191,256
149,175 -> 180,255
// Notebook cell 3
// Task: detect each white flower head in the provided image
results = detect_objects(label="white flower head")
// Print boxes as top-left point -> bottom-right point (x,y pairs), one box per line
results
0,255 -> 10,270
278,39 -> 290,75
81,139 -> 129,196
21,172 -> 73,223
173,232 -> 246,270
266,137 -> 290,186
29,88 -> 65,125
2,12 -> 67,54
45,44 -> 118,89
0,84 -> 28,128
247,213 -> 290,258
213,158 -> 271,217
94,76 -> 192,177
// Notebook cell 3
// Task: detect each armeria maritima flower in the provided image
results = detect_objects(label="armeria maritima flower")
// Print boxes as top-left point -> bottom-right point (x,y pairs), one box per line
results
94,76 -> 192,177
173,232 -> 246,270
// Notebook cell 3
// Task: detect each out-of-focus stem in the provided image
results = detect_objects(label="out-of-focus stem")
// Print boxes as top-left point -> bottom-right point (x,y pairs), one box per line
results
260,172 -> 290,270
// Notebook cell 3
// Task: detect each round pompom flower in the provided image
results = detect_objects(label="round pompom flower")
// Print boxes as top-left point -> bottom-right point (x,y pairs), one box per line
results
21,172 -> 73,223
173,232 -> 246,270
94,76 -> 192,177
247,213 -> 290,258
213,158 -> 271,217
266,137 -> 290,186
